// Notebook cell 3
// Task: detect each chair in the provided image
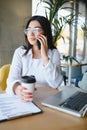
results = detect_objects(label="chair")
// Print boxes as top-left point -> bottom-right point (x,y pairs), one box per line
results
0,64 -> 10,90
62,66 -> 82,85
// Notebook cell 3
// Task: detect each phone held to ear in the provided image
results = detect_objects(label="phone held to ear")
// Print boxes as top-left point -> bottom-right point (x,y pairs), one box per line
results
37,40 -> 41,50
37,34 -> 46,50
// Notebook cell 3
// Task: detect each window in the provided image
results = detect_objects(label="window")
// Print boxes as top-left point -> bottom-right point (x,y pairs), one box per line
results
32,0 -> 86,61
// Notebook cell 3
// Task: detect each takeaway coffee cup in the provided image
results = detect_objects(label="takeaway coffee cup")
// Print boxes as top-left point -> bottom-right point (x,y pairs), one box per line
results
21,75 -> 36,101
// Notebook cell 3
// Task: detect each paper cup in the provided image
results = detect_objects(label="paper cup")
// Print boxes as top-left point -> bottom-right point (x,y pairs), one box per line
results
21,75 -> 36,101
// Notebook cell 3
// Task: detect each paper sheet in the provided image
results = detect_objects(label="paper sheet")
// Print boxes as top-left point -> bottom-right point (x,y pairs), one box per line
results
0,93 -> 42,121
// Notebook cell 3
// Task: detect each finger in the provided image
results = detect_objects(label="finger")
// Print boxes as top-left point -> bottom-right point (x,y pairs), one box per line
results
38,38 -> 47,50
41,34 -> 47,41
21,98 -> 30,102
41,35 -> 48,49
20,93 -> 33,102
39,35 -> 47,44
21,91 -> 32,97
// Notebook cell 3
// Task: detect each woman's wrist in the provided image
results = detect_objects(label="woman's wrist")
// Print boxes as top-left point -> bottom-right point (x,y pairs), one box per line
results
43,56 -> 49,65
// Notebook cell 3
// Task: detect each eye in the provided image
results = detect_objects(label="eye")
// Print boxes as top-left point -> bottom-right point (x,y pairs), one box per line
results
24,28 -> 30,35
33,28 -> 39,34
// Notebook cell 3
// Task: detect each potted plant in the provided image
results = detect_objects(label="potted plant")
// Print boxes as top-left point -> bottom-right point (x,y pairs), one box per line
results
62,55 -> 80,65
37,0 -> 72,46
37,0 -> 79,62
36,0 -> 81,84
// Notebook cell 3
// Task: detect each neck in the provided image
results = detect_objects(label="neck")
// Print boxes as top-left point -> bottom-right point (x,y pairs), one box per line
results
32,45 -> 41,59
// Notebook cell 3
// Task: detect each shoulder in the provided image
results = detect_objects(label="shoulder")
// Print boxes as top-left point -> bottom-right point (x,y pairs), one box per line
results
14,46 -> 26,56
48,49 -> 60,64
48,49 -> 60,57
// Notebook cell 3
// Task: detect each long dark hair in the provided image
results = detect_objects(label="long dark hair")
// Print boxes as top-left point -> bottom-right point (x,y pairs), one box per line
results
23,15 -> 56,55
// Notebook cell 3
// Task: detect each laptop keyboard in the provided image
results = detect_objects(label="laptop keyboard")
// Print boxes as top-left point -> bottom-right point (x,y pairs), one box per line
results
60,91 -> 87,111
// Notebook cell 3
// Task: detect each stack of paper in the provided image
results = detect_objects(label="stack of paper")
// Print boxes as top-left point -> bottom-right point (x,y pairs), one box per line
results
0,93 -> 42,121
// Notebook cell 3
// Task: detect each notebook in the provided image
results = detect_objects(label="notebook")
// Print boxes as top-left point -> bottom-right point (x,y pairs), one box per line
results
42,86 -> 87,117
0,93 -> 42,122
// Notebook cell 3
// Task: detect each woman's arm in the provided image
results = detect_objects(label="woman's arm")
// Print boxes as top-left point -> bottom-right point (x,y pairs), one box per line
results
6,47 -> 23,95
42,49 -> 63,88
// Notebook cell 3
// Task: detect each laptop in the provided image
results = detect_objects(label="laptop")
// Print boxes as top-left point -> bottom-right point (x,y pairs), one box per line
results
42,86 -> 87,117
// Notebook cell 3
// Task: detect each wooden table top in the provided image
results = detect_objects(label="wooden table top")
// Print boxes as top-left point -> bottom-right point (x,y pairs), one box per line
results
0,86 -> 87,130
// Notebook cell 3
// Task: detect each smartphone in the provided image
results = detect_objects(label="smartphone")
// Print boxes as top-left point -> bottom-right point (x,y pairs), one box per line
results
37,40 -> 41,50
37,34 -> 46,50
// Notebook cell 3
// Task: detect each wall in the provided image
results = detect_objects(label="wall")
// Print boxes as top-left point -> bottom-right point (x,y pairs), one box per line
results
0,0 -> 32,67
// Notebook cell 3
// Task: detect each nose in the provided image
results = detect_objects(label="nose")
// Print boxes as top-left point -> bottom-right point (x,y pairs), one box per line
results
29,31 -> 35,36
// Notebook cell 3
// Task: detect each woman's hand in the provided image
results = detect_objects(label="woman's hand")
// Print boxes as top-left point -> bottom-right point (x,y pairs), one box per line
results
15,85 -> 36,102
37,35 -> 49,65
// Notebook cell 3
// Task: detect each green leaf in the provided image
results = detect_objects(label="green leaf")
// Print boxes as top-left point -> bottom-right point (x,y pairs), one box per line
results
39,0 -> 73,44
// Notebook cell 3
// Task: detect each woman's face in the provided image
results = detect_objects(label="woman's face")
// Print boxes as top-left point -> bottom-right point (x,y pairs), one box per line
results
24,20 -> 44,45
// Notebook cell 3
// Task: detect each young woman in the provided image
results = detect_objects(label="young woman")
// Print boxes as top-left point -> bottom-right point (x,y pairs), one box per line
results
6,15 -> 63,102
